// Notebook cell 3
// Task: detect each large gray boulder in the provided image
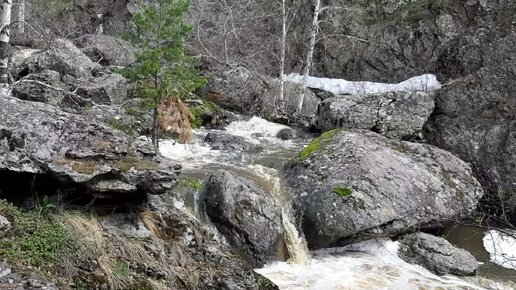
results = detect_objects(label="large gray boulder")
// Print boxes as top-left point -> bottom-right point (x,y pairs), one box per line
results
73,34 -> 137,66
398,232 -> 479,276
0,96 -> 180,197
425,68 -> 516,219
12,70 -> 67,105
76,73 -> 128,105
284,129 -> 484,249
202,170 -> 284,267
317,91 -> 435,139
21,39 -> 97,78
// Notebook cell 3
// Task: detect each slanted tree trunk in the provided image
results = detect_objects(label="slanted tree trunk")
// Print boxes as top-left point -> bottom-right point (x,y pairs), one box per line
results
0,0 -> 12,85
297,0 -> 320,112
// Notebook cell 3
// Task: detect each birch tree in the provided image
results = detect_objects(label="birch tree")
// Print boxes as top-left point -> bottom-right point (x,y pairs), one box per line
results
296,0 -> 321,112
0,0 -> 12,85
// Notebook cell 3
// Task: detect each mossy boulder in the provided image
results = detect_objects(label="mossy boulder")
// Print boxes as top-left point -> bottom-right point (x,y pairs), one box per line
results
284,129 -> 484,249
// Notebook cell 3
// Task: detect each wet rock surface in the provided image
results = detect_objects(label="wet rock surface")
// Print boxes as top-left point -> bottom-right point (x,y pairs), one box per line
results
284,129 -> 484,249
205,131 -> 263,152
202,170 -> 284,267
398,232 -> 479,276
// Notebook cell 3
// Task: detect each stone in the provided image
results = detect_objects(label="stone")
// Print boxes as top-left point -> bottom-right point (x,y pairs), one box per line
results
21,38 -> 97,78
317,91 -> 435,139
0,215 -> 11,234
201,170 -> 284,267
0,96 -> 180,198
284,129 -> 484,249
276,128 -> 295,140
12,70 -> 67,105
76,73 -> 128,105
398,232 -> 479,276
205,131 -> 263,152
74,34 -> 137,66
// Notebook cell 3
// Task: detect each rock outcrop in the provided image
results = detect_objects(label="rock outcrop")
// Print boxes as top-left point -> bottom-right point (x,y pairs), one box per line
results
316,91 -> 435,139
73,34 -> 137,66
0,96 -> 180,198
284,129 -> 484,249
202,170 -> 284,267
76,73 -> 128,105
20,39 -> 98,79
398,232 -> 479,276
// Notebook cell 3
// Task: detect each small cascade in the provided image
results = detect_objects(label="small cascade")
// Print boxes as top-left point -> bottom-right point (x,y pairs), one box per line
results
159,115 -> 516,290
248,165 -> 310,265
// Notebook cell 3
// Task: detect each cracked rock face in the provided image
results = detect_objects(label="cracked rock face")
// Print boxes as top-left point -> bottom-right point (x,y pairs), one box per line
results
0,96 -> 180,197
398,232 -> 479,276
284,130 -> 484,249
316,91 -> 435,140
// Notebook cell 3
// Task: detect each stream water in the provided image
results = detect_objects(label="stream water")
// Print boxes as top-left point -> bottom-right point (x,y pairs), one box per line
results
160,116 -> 516,290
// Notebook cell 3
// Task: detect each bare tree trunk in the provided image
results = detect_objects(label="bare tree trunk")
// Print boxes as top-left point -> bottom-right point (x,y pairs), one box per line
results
278,0 -> 287,106
297,0 -> 321,112
15,0 -> 23,33
0,0 -> 12,85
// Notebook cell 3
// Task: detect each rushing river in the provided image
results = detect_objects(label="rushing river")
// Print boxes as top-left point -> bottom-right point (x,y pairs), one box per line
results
160,116 -> 516,290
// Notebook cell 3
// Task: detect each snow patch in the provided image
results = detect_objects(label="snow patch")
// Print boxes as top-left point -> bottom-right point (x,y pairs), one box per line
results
483,229 -> 516,270
285,73 -> 442,95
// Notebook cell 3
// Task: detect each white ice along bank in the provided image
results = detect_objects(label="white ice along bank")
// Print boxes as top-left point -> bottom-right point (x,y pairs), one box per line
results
285,73 -> 442,95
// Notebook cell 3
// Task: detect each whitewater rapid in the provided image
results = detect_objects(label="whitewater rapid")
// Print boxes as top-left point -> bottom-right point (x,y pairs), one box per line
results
160,116 -> 516,290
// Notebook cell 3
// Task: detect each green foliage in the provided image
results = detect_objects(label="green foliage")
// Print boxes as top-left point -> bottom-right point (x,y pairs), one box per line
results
113,260 -> 130,279
119,0 -> 207,147
189,106 -> 204,129
333,187 -> 352,197
298,129 -> 341,159
188,101 -> 221,128
0,199 -> 80,268
177,177 -> 203,191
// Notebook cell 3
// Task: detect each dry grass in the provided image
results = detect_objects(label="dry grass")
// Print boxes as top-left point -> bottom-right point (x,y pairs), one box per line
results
159,95 -> 194,143
61,210 -> 204,289
139,209 -> 163,238
53,159 -> 101,175
114,155 -> 160,172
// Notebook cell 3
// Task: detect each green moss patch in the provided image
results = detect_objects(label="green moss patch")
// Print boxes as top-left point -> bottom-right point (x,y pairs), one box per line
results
0,199 -> 83,269
177,177 -> 203,191
333,187 -> 352,197
298,128 -> 341,159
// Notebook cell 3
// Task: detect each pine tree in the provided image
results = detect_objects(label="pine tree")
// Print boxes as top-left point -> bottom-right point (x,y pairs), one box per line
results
122,0 -> 206,149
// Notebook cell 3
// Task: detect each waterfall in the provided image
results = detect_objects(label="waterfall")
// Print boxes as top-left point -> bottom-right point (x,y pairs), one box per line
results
248,164 -> 310,265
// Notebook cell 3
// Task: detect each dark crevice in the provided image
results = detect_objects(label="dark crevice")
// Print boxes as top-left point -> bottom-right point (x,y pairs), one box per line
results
0,169 -> 148,215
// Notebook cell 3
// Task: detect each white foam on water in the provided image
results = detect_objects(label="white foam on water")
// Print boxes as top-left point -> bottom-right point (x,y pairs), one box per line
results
256,239 -> 489,290
483,229 -> 516,270
160,137 -> 221,168
225,116 -> 290,138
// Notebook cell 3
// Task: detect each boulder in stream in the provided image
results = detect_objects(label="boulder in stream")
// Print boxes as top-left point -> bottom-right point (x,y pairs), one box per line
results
202,170 -> 284,267
398,232 -> 479,276
284,129 -> 484,249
